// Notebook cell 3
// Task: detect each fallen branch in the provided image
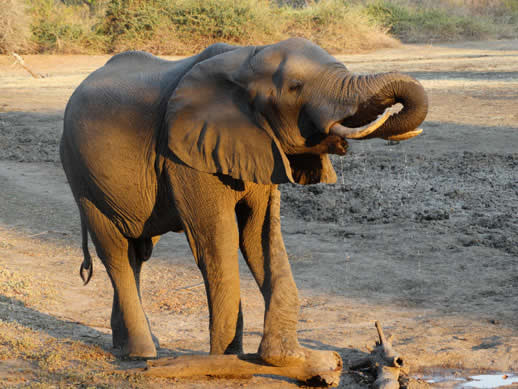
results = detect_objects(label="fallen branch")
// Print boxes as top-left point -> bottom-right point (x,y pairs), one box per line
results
11,53 -> 44,79
27,230 -> 69,238
350,321 -> 408,389
132,351 -> 342,387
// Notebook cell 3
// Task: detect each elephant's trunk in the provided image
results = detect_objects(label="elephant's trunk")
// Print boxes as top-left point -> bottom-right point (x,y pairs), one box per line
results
339,72 -> 428,140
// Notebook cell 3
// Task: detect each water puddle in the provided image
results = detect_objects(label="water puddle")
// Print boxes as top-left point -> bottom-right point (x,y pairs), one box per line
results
462,374 -> 518,388
423,372 -> 518,388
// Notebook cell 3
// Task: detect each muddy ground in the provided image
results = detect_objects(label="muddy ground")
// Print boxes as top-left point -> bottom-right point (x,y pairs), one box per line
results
0,40 -> 517,388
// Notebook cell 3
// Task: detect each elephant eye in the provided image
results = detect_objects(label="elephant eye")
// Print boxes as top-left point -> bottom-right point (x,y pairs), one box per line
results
288,79 -> 303,93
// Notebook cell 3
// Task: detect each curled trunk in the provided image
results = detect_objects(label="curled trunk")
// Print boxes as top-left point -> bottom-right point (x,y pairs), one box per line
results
343,72 -> 428,140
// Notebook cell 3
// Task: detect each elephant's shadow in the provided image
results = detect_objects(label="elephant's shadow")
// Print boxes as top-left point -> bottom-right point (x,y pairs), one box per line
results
0,294 -> 190,370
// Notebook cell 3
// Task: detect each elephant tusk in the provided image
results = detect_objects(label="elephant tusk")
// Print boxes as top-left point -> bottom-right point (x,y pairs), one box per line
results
385,128 -> 423,141
329,109 -> 392,139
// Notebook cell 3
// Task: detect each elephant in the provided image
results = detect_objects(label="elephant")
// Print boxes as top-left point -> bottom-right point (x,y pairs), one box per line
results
60,38 -> 428,365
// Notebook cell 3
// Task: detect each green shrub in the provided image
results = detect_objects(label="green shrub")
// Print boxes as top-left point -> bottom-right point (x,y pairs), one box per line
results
365,0 -> 494,42
29,0 -> 103,53
498,0 -> 518,25
96,0 -> 162,50
166,0 -> 276,41
95,0 -> 281,52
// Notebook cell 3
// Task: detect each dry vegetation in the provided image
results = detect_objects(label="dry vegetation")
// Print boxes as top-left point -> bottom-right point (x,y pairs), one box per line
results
364,0 -> 518,43
1,0 -> 518,55
0,0 -> 32,54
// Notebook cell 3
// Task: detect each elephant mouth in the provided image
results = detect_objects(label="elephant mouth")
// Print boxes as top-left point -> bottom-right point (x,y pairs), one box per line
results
329,105 -> 423,141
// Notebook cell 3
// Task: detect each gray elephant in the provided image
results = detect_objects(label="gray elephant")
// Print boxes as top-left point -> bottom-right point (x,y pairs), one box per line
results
60,38 -> 427,365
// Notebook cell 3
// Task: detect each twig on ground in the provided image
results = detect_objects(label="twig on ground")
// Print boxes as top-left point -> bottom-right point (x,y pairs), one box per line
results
11,53 -> 44,79
28,230 -> 70,238
28,231 -> 49,238
173,282 -> 204,291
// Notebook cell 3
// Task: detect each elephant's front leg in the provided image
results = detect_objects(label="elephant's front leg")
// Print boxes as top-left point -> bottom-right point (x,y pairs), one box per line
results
182,212 -> 244,355
238,186 -> 338,369
171,169 -> 244,355
237,186 -> 303,366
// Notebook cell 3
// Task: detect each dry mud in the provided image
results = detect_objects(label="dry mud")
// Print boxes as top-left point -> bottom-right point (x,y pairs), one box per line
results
0,41 -> 517,388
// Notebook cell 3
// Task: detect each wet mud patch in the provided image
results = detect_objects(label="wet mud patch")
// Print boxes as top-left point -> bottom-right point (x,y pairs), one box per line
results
0,112 -> 63,162
281,151 -> 518,256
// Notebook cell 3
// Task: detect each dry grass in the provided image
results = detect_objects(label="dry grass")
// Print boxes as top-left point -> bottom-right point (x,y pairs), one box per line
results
280,2 -> 400,53
144,262 -> 207,315
0,320 -> 147,387
0,0 -> 32,54
0,320 -> 109,367
0,265 -> 57,307
366,0 -> 518,42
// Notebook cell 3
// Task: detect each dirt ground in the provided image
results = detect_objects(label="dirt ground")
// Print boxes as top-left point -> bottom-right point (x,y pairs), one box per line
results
0,40 -> 517,388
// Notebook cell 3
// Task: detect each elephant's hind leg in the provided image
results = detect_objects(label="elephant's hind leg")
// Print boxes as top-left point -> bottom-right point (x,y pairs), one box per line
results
80,199 -> 156,359
125,237 -> 160,348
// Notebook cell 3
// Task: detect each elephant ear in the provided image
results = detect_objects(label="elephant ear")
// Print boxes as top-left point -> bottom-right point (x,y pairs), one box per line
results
165,47 -> 294,185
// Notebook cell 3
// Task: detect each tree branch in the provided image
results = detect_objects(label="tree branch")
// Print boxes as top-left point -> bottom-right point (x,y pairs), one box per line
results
12,53 -> 43,79
131,352 -> 342,387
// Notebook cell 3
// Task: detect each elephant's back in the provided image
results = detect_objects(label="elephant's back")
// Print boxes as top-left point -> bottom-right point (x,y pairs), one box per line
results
63,57 -> 168,173
61,53 -> 186,238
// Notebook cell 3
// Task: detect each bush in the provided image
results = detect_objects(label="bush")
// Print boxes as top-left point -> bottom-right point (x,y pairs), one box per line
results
94,0 -> 396,54
0,0 -> 32,54
29,0 -> 104,53
96,0 -> 162,51
365,0 -> 495,42
166,0 -> 276,41
281,0 -> 400,52
95,0 -> 281,53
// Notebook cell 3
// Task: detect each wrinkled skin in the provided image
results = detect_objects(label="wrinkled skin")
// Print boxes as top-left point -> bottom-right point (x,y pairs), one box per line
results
60,38 -> 427,364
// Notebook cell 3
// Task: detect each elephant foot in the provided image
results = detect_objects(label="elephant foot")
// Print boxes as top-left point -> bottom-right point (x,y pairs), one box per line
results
259,336 -> 341,377
113,333 -> 157,360
258,334 -> 305,366
124,339 -> 157,360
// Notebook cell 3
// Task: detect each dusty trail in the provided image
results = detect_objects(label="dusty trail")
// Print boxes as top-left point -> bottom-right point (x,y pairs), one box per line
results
0,41 -> 517,387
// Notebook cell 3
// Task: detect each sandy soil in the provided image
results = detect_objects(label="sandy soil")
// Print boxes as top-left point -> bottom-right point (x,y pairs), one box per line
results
0,40 -> 517,388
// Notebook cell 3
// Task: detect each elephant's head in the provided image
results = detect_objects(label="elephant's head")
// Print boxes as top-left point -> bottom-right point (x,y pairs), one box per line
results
166,38 -> 428,185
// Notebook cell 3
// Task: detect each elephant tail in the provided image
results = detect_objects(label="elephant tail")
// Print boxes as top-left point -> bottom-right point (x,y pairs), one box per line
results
79,214 -> 93,285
